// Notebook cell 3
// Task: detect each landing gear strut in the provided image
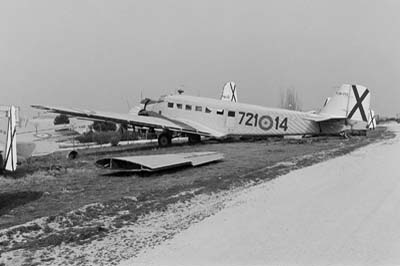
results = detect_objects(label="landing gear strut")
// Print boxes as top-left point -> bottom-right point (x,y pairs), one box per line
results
340,131 -> 349,139
158,132 -> 172,147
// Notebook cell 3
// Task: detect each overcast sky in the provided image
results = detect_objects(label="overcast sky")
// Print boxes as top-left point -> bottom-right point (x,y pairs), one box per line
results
0,0 -> 399,116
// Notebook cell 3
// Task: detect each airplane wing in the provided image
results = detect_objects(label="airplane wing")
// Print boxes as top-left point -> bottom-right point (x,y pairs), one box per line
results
173,118 -> 226,138
31,105 -> 215,137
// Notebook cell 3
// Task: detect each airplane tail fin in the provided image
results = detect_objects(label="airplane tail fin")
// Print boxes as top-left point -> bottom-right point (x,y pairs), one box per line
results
319,84 -> 371,122
220,81 -> 238,102
367,109 -> 377,130
3,106 -> 17,172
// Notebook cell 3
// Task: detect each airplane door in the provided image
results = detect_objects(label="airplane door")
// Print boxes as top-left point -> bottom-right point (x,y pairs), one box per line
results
226,111 -> 236,133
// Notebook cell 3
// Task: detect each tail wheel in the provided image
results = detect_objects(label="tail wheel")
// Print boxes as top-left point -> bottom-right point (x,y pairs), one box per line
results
188,134 -> 201,144
158,133 -> 171,147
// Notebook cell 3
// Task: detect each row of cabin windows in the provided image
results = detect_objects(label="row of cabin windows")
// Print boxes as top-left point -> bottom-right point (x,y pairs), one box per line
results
167,102 -> 235,117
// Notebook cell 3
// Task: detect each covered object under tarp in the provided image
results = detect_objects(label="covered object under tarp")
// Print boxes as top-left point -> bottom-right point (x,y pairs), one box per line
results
95,152 -> 224,172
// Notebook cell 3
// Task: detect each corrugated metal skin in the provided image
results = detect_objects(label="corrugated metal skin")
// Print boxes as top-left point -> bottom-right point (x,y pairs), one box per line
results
159,95 -> 321,136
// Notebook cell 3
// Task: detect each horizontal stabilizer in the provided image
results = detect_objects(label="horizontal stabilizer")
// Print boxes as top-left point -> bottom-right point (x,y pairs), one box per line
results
304,113 -> 345,123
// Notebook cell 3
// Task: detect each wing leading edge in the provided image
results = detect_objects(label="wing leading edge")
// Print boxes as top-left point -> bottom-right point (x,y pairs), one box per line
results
31,105 -> 216,137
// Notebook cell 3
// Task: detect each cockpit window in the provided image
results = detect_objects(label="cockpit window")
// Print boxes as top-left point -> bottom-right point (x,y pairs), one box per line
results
167,102 -> 174,108
216,109 -> 224,115
205,107 -> 212,113
185,104 -> 192,111
228,111 -> 235,117
177,103 -> 182,109
195,106 -> 202,112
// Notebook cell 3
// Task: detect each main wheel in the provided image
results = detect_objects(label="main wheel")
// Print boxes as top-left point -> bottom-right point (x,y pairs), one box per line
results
158,133 -> 171,147
67,150 -> 79,160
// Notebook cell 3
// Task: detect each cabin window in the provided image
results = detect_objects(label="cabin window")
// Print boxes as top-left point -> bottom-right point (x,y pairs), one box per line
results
195,106 -> 202,112
216,109 -> 224,115
205,107 -> 212,113
177,103 -> 182,109
167,102 -> 174,108
185,104 -> 192,111
228,111 -> 235,117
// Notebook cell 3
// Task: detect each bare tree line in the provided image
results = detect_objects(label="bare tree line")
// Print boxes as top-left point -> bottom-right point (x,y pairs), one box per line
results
280,88 -> 302,111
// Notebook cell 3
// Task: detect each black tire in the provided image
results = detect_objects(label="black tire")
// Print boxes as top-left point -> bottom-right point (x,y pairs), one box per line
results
67,150 -> 79,160
188,134 -> 201,144
158,133 -> 171,147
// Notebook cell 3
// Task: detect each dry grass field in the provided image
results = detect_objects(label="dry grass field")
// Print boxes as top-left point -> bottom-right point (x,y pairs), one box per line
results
0,127 -> 393,265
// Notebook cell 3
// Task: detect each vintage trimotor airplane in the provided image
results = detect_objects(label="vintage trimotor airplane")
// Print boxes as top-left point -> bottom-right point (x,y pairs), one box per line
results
32,83 -> 374,147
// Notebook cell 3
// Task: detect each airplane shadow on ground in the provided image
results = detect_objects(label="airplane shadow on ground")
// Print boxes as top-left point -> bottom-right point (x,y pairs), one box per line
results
0,191 -> 43,216
0,166 -> 36,179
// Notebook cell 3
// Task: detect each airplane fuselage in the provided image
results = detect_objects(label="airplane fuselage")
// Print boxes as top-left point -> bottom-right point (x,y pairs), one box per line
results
30,84 -> 371,148
146,94 -> 347,137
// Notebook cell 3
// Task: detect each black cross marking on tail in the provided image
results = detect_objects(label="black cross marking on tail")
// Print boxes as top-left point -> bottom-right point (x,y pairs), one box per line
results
347,85 -> 369,122
229,83 -> 237,102
3,115 -> 16,171
367,109 -> 376,129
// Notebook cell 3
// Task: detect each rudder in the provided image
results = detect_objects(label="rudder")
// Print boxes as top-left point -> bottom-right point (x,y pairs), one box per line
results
220,81 -> 238,102
3,106 -> 17,172
319,84 -> 371,122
